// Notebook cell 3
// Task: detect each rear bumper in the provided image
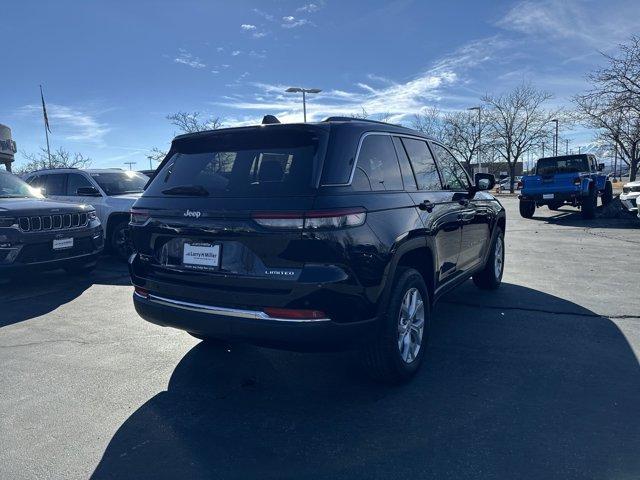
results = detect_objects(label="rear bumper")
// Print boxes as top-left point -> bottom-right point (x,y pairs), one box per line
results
133,291 -> 378,351
520,189 -> 581,204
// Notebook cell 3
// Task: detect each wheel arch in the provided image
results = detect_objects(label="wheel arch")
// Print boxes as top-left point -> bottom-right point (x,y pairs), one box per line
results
105,211 -> 130,239
383,239 -> 436,308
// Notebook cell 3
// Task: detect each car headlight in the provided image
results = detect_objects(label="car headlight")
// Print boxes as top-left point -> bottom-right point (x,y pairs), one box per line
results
0,217 -> 17,228
88,211 -> 98,221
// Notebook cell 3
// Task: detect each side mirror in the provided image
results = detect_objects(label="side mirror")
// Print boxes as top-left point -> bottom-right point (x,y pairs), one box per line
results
76,186 -> 101,197
474,172 -> 495,192
598,163 -> 605,172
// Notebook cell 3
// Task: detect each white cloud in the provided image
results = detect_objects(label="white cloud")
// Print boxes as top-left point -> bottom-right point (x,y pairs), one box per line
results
497,0 -> 638,50
241,24 -> 256,30
297,2 -> 323,13
253,32 -> 267,39
174,49 -> 205,69
211,35 -> 510,125
281,16 -> 312,28
231,50 -> 241,56
253,8 -> 275,22
18,103 -> 110,144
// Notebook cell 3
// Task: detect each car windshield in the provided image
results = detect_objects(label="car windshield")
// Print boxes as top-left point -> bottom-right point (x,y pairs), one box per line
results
145,128 -> 326,197
0,171 -> 43,199
89,171 -> 148,196
536,156 -> 589,175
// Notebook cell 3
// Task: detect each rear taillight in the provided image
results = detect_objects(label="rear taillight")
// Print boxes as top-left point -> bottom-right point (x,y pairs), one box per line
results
252,208 -> 366,230
262,307 -> 327,320
130,209 -> 150,225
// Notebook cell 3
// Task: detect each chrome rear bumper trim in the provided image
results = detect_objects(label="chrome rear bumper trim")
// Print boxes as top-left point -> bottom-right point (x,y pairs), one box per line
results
135,292 -> 331,323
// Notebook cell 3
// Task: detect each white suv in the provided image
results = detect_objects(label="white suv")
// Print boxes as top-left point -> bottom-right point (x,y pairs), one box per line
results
620,180 -> 640,212
25,168 -> 147,259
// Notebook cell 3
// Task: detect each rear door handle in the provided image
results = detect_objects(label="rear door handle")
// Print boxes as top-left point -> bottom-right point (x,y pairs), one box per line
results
418,200 -> 434,212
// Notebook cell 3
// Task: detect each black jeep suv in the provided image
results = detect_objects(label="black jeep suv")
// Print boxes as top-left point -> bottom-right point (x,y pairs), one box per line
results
0,170 -> 103,275
129,118 -> 505,382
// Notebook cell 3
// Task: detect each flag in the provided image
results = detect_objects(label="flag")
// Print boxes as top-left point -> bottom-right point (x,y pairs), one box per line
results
40,85 -> 51,133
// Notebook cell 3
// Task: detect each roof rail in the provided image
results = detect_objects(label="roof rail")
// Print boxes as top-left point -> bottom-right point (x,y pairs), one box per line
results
322,116 -> 401,127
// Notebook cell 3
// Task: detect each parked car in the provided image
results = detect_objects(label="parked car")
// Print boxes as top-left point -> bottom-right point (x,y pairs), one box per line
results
620,180 -> 640,212
138,169 -> 158,181
0,169 -> 103,275
519,154 -> 613,219
128,117 -> 506,383
24,168 -> 148,259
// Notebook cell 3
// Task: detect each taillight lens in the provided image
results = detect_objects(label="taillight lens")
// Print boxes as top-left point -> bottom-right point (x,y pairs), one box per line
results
134,286 -> 149,298
253,208 -> 366,230
130,209 -> 150,225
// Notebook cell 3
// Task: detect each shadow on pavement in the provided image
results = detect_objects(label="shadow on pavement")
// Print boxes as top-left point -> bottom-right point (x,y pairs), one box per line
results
0,256 -> 129,328
91,283 -> 640,480
528,202 -> 638,229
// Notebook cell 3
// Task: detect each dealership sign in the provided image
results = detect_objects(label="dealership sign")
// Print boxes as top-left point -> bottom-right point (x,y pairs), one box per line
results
0,124 -> 17,163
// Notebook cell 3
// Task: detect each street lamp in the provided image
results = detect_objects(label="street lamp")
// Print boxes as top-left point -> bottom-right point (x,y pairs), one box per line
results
468,106 -> 482,173
551,119 -> 559,156
285,87 -> 322,123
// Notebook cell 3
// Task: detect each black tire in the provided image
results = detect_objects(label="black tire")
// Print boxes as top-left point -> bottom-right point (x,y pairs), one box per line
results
519,199 -> 535,218
548,202 -> 563,211
581,186 -> 597,219
473,227 -> 504,290
110,220 -> 132,261
361,267 -> 430,384
602,181 -> 613,206
64,263 -> 97,275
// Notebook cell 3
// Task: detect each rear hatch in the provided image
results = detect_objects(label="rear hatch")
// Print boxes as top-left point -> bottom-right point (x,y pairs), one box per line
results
130,124 -> 330,294
524,156 -> 588,193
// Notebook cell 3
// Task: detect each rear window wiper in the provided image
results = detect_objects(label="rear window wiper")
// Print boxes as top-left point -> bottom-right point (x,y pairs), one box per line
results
161,184 -> 210,196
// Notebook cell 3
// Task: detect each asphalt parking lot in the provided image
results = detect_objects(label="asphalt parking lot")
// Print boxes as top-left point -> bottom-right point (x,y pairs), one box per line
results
1,197 -> 639,480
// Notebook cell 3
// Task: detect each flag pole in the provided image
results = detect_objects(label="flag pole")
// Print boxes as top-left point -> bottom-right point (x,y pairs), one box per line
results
40,85 -> 52,167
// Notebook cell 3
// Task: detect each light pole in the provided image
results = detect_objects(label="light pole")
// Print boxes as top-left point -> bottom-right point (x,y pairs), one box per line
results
542,142 -> 545,157
124,162 -> 136,171
551,119 -> 559,155
285,87 -> 322,123
468,106 -> 482,173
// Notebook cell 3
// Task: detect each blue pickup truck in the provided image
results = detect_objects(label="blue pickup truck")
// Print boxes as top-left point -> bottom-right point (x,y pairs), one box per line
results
519,154 -> 613,219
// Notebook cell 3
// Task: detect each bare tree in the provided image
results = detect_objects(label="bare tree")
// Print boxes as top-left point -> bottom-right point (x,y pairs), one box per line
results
483,83 -> 560,192
441,110 -> 484,174
167,111 -> 223,134
411,106 -> 444,140
574,37 -> 640,181
148,111 -> 224,164
349,107 -> 370,119
16,147 -> 91,174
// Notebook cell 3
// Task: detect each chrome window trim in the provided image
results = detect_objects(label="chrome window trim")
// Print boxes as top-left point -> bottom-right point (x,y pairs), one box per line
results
136,292 -> 332,323
320,131 -> 434,188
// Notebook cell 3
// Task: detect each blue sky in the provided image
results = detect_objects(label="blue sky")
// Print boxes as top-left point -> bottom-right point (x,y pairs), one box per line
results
3,0 -> 639,169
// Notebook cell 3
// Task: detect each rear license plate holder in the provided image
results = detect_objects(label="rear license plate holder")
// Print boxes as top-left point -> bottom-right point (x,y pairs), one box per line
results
182,242 -> 221,271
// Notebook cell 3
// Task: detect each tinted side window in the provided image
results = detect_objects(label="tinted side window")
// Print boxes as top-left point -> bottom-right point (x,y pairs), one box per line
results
67,173 -> 93,195
431,143 -> 470,190
27,175 -> 45,188
401,138 -> 441,191
45,174 -> 67,196
392,136 -> 417,190
352,135 -> 403,191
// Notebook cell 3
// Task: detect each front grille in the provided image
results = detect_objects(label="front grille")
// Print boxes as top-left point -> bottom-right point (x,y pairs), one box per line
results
17,237 -> 95,264
17,213 -> 88,232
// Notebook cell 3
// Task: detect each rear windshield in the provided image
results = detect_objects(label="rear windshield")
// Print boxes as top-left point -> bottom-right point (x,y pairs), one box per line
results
536,156 -> 589,175
145,128 -> 326,197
